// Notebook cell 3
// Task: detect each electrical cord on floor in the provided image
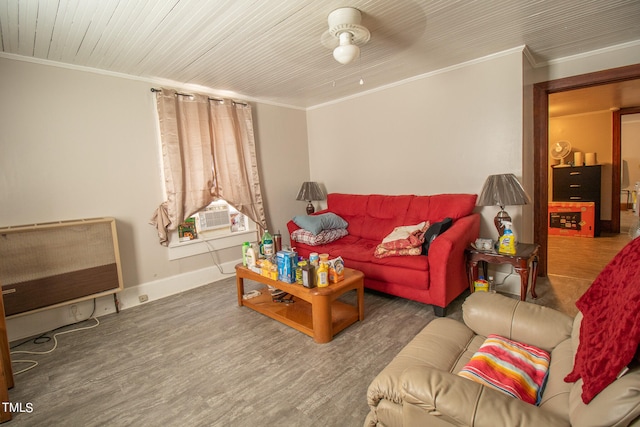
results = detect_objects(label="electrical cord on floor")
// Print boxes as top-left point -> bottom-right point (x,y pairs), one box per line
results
495,266 -> 515,287
204,240 -> 236,275
10,299 -> 100,375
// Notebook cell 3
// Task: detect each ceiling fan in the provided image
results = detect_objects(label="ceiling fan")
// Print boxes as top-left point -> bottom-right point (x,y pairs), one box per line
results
321,7 -> 370,65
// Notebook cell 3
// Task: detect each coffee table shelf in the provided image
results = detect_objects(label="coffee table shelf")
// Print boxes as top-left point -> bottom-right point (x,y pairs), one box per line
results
235,264 -> 364,343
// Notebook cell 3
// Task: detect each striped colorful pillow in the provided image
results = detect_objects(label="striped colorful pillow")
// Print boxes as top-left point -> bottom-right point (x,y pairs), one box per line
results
458,334 -> 551,405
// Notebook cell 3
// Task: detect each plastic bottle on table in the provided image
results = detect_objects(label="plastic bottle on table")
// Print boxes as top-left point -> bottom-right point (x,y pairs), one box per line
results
260,230 -> 274,258
245,245 -> 256,268
317,262 -> 329,287
309,252 -> 319,267
242,241 -> 251,266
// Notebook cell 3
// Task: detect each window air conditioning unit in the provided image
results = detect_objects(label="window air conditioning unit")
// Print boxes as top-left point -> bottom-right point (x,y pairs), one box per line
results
198,205 -> 231,232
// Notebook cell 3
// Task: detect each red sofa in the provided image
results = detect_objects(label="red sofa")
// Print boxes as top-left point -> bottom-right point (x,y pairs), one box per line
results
286,193 -> 480,316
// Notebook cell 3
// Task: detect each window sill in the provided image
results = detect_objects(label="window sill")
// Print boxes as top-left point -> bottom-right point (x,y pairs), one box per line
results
168,230 -> 258,261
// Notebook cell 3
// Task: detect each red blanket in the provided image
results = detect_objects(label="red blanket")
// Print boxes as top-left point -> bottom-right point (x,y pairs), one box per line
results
564,237 -> 640,403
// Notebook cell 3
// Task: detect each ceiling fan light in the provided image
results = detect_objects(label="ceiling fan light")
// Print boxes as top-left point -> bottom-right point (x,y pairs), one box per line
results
333,44 -> 359,64
333,32 -> 359,64
325,7 -> 370,65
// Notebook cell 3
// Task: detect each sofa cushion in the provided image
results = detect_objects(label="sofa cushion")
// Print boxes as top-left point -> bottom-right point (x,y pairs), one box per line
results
328,237 -> 378,263
538,339 -> 573,422
405,193 -> 477,224
290,234 -> 359,259
326,193 -> 369,238
361,195 -> 414,241
371,253 -> 429,271
367,318 -> 478,410
292,212 -> 347,235
361,262 -> 430,290
458,334 -> 551,405
463,292 -> 573,353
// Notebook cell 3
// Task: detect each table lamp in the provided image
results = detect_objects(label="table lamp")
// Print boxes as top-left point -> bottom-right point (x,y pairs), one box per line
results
296,182 -> 326,214
477,173 -> 531,236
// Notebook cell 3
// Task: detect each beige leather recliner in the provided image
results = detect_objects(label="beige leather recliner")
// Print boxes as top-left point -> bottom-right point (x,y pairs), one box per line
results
365,292 -> 640,426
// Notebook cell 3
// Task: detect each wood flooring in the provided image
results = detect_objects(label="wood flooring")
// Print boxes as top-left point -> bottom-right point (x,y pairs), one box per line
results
548,210 -> 636,280
545,209 -> 637,315
6,279 -> 465,427
5,212 -> 636,425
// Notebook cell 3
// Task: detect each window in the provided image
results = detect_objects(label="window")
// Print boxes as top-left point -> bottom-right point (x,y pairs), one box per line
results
150,88 -> 267,247
168,200 -> 257,260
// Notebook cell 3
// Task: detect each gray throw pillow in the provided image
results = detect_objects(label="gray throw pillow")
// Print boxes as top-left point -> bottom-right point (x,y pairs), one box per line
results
293,213 -> 348,235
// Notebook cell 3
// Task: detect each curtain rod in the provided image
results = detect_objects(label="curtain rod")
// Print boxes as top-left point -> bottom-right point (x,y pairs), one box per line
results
150,88 -> 247,106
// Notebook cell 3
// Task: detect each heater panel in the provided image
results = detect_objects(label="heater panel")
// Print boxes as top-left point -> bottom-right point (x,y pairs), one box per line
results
0,218 -> 123,317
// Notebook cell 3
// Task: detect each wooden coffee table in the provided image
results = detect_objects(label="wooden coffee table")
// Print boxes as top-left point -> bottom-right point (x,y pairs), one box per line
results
235,264 -> 364,343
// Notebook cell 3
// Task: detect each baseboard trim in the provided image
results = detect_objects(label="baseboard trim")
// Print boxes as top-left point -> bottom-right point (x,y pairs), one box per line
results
5,259 -> 240,342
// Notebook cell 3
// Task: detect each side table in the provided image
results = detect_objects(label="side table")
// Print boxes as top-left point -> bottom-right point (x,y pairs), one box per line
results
466,243 -> 540,301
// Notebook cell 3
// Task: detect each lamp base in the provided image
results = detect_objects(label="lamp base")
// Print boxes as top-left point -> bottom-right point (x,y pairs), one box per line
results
494,209 -> 511,236
306,201 -> 315,215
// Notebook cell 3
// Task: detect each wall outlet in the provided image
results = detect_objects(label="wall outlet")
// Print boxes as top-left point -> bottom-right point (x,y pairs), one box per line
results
69,304 -> 81,319
138,294 -> 149,303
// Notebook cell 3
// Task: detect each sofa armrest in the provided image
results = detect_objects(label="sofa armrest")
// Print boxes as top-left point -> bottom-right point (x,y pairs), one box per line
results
462,292 -> 573,352
430,214 -> 479,256
401,366 -> 569,427
286,219 -> 301,236
427,213 -> 480,307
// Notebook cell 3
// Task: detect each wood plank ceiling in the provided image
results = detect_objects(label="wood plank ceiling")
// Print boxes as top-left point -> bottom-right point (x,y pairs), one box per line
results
1,0 -> 640,109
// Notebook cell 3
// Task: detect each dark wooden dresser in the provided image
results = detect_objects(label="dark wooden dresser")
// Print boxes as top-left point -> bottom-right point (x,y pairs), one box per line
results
552,165 -> 601,236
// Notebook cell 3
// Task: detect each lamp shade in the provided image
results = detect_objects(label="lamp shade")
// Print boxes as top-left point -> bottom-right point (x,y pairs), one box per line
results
477,174 -> 531,209
478,174 -> 531,237
296,182 -> 326,215
296,182 -> 326,202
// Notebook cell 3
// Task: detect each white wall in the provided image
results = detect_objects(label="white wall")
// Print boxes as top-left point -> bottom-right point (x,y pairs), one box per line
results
0,58 -> 166,285
622,114 -> 640,194
306,49 -> 527,240
0,56 -> 309,340
253,103 -> 309,247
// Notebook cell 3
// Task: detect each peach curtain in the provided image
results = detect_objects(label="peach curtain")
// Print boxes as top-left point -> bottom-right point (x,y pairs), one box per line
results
208,99 -> 267,233
150,88 -> 266,245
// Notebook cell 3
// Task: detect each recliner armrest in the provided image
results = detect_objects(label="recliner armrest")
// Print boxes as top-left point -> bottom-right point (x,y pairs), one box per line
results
462,292 -> 573,352
401,366 -> 569,427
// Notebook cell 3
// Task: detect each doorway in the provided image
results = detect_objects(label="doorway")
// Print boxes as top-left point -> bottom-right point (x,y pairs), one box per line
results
533,64 -> 640,276
617,110 -> 640,235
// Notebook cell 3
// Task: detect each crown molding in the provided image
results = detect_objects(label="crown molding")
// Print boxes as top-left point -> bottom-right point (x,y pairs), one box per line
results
0,52 -> 305,111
